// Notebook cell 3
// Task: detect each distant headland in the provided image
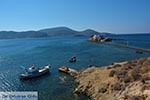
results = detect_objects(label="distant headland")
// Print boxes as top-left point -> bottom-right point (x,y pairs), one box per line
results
0,27 -> 111,39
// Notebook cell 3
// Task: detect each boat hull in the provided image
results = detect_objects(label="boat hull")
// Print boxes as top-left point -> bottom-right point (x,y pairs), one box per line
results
20,66 -> 50,80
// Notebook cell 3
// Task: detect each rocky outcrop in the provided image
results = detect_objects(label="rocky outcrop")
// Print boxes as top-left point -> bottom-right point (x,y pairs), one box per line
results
74,57 -> 150,100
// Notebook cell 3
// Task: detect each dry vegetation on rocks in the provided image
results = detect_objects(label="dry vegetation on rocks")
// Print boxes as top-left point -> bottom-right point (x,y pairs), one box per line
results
74,57 -> 150,100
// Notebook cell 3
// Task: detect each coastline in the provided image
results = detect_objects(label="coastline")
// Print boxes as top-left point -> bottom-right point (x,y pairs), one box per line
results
74,57 -> 150,100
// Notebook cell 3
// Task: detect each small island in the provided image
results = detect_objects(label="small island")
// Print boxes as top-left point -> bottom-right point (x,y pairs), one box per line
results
88,34 -> 113,42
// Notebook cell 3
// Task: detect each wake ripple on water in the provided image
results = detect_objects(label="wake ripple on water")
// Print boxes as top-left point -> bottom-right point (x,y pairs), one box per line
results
0,70 -> 21,91
0,72 -> 12,91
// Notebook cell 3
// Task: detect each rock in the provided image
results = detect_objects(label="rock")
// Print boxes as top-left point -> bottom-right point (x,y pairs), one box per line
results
137,58 -> 149,65
139,58 -> 149,66
107,66 -> 112,69
74,57 -> 150,100
99,88 -> 107,93
131,69 -> 141,81
123,75 -> 131,83
109,70 -> 116,77
130,96 -> 141,100
113,83 -> 121,91
116,70 -> 127,76
143,90 -> 150,96
123,64 -> 133,70
112,64 -> 122,68
142,73 -> 150,81
140,65 -> 150,74
146,96 -> 150,100
115,70 -> 128,80
82,67 -> 96,73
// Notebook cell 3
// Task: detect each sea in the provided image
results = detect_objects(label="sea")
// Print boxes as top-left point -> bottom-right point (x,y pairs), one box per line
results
0,34 -> 149,100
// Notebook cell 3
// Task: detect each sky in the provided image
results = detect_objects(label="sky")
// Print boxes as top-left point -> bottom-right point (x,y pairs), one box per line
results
0,0 -> 149,33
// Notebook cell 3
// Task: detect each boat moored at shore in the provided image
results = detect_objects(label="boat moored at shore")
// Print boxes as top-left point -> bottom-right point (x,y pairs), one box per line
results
59,66 -> 79,76
20,65 -> 51,80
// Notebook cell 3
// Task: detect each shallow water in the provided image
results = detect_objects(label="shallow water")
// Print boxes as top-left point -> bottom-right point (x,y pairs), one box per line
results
0,34 -> 149,100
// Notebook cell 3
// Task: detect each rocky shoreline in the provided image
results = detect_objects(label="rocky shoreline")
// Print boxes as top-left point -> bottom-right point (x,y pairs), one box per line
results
74,57 -> 150,100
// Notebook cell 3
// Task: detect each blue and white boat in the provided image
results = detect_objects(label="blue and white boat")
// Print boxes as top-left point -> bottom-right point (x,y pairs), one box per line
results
20,65 -> 51,80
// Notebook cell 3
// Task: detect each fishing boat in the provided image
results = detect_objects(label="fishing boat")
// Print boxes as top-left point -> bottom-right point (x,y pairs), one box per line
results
69,56 -> 77,63
58,66 -> 79,76
59,66 -> 69,72
20,65 -> 51,80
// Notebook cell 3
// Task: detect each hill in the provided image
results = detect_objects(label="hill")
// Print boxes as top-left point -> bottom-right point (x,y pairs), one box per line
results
0,31 -> 48,39
80,29 -> 111,36
0,27 -> 111,39
38,27 -> 79,36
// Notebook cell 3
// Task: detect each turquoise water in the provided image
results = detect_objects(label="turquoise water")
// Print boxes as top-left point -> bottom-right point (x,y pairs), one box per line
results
0,34 -> 149,100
